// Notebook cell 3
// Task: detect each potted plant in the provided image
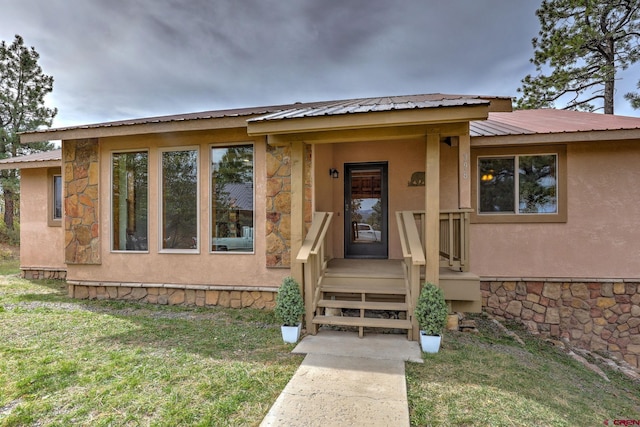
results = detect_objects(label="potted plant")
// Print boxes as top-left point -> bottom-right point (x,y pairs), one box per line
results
414,282 -> 448,353
274,276 -> 305,343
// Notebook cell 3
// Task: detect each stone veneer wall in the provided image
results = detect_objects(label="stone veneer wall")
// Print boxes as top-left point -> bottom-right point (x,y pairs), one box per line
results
68,282 -> 277,309
64,139 -> 100,264
265,143 -> 312,268
22,268 -> 67,280
482,279 -> 640,369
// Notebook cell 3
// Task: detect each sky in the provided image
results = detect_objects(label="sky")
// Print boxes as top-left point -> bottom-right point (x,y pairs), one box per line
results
1,0 -> 639,129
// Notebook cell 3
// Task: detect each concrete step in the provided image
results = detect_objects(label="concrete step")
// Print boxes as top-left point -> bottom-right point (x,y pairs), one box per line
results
317,299 -> 408,311
312,315 -> 411,330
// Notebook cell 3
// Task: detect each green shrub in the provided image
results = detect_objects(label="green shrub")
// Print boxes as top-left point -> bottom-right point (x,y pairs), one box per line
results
0,217 -> 20,245
414,282 -> 448,335
274,277 -> 305,326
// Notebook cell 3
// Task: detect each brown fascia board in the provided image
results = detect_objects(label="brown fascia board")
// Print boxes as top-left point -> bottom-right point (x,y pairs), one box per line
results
486,97 -> 513,113
471,128 -> 640,147
247,105 -> 489,136
19,115 -> 251,144
0,160 -> 61,170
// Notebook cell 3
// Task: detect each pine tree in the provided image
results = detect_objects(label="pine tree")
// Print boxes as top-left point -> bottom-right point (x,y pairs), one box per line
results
517,0 -> 640,114
0,35 -> 57,230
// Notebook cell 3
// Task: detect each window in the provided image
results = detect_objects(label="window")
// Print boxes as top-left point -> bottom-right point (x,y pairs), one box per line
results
48,169 -> 62,226
211,144 -> 254,252
472,146 -> 566,223
161,148 -> 199,251
112,151 -> 148,251
53,175 -> 62,220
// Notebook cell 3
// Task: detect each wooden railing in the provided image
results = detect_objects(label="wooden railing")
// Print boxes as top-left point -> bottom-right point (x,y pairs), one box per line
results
396,211 -> 426,340
408,209 -> 472,273
397,208 -> 472,337
296,211 -> 334,335
439,209 -> 472,272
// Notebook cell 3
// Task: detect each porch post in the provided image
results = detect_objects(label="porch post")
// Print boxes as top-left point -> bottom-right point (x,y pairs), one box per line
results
425,133 -> 440,285
290,141 -> 305,286
458,131 -> 471,209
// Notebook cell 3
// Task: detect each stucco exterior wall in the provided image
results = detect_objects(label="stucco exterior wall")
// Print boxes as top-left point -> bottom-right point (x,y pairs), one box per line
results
313,139 -> 462,260
470,140 -> 640,279
65,129 -> 288,288
19,168 -> 65,271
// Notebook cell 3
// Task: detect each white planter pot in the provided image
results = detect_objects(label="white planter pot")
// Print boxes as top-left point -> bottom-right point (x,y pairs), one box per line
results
420,331 -> 442,353
281,323 -> 302,343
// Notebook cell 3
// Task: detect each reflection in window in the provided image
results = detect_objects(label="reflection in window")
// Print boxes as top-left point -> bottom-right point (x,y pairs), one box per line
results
52,175 -> 62,220
211,145 -> 254,252
349,169 -> 382,243
479,154 -> 557,214
112,151 -> 148,251
161,149 -> 198,250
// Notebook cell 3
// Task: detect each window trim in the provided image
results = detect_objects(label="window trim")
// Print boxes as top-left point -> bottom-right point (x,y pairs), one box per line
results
158,146 -> 200,254
471,145 -> 567,223
209,142 -> 255,255
110,149 -> 150,253
48,168 -> 62,227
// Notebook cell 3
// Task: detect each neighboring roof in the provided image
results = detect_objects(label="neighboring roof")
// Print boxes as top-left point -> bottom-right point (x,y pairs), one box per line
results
471,109 -> 640,137
0,149 -> 61,170
20,93 -> 512,143
221,183 -> 253,211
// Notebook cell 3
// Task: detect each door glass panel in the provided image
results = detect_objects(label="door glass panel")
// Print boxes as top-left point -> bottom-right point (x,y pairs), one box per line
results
349,169 -> 383,244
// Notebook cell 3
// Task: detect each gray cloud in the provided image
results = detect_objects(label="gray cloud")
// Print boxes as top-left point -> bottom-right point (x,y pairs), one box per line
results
0,0 -> 637,128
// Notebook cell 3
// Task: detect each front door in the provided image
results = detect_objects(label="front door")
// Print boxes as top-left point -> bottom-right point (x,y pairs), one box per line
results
344,162 -> 388,258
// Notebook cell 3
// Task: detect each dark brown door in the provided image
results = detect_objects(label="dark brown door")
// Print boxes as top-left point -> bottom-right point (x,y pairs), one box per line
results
344,162 -> 388,258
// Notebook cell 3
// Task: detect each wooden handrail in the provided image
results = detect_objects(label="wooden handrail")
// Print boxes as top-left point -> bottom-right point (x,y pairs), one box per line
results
396,211 -> 426,340
297,212 -> 333,335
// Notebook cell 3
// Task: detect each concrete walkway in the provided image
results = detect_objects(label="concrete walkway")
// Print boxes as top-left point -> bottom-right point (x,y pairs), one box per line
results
260,331 -> 422,427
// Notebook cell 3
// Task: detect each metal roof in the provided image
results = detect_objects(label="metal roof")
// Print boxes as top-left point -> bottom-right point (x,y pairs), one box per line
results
0,149 -> 62,169
248,94 -> 495,122
471,109 -> 640,137
21,93 -> 507,138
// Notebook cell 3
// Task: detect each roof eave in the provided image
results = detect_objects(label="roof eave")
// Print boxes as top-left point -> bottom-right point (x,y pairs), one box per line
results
471,128 -> 640,147
0,159 -> 62,170
19,115 -> 252,144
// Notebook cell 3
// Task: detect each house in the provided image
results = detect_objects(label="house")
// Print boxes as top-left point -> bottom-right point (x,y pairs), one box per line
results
4,93 -> 640,369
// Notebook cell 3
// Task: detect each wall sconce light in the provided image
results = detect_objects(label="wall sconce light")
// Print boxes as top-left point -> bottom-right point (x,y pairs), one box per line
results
329,168 -> 339,179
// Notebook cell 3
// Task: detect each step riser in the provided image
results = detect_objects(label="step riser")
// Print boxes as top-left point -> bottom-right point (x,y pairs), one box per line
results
321,276 -> 405,288
312,315 -> 411,330
318,300 -> 407,311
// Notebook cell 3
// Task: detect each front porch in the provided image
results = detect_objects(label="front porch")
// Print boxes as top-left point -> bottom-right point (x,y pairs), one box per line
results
298,210 -> 481,340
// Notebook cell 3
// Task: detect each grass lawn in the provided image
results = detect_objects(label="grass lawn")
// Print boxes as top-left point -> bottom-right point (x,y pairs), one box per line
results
407,318 -> 640,426
1,257 -> 639,426
0,266 -> 302,426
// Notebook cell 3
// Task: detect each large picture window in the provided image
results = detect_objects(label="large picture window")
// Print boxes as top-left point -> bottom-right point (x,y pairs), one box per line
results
479,154 -> 557,214
112,151 -> 148,251
161,148 -> 199,251
211,144 -> 254,252
472,146 -> 566,223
